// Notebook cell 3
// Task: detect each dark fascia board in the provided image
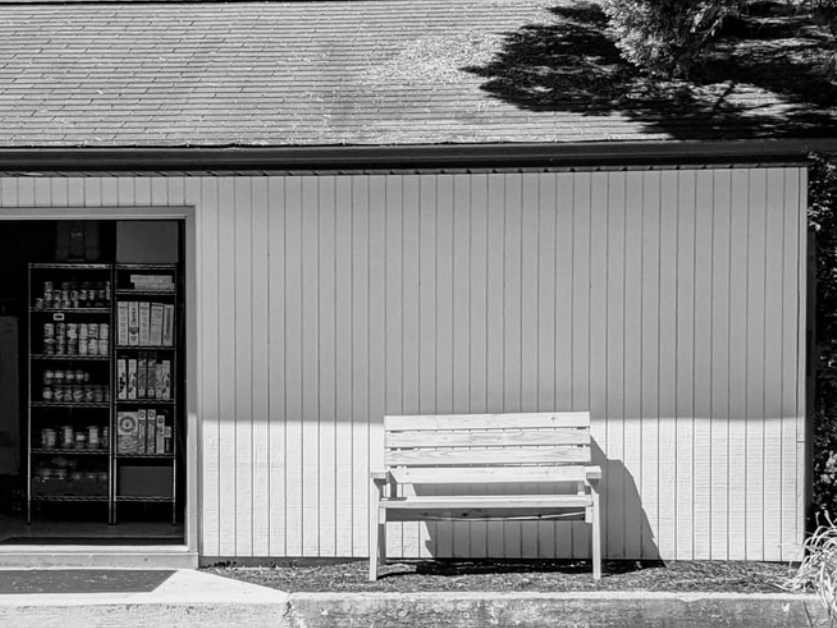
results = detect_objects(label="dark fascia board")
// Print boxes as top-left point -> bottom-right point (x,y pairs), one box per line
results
0,139 -> 836,173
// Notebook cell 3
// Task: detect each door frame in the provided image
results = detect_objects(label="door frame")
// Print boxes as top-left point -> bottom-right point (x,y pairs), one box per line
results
0,205 -> 199,565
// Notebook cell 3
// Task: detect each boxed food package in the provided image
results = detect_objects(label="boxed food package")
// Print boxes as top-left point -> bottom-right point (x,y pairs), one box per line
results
117,302 -> 129,346
127,359 -> 137,400
137,409 -> 147,454
147,409 -> 157,454
117,411 -> 139,454
150,303 -> 164,346
127,302 -> 139,346
138,352 -> 147,399
147,353 -> 157,399
155,412 -> 166,454
117,359 -> 127,400
139,302 -> 150,346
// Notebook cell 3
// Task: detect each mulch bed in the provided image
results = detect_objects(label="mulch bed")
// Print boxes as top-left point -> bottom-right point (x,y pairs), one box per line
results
204,559 -> 798,594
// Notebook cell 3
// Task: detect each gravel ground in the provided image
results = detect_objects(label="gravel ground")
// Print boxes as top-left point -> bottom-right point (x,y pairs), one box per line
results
204,559 -> 798,594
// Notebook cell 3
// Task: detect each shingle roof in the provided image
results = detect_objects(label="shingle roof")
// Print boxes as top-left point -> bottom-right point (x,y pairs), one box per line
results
0,0 -> 834,148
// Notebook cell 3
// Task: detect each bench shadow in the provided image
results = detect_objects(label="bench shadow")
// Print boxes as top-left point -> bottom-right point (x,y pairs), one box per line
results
403,438 -> 660,572
462,0 -> 837,139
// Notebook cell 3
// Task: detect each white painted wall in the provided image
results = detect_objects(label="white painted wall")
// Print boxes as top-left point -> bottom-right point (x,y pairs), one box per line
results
0,167 -> 808,562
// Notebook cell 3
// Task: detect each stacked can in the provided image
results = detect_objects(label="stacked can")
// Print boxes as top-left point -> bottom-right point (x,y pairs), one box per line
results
36,280 -> 111,309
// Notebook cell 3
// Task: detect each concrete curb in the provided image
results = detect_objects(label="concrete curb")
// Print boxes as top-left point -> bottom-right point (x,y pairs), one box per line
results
0,573 -> 831,628
285,591 -> 831,628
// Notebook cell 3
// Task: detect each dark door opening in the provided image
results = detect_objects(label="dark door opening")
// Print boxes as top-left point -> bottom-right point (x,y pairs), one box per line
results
0,219 -> 186,546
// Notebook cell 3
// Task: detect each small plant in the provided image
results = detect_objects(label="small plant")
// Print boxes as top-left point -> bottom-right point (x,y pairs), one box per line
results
602,0 -> 743,78
783,512 -> 837,618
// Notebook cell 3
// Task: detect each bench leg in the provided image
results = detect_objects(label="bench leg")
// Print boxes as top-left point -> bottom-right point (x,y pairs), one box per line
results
369,497 -> 387,581
590,480 -> 602,580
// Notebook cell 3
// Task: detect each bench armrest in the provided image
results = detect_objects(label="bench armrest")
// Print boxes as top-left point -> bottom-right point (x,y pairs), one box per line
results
585,465 -> 602,481
371,470 -> 389,482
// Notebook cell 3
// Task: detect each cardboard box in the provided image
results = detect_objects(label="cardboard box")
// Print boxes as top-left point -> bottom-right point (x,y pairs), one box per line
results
117,465 -> 173,498
155,412 -> 165,454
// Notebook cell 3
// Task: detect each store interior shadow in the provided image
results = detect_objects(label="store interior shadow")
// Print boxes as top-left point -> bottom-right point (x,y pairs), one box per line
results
462,1 -> 837,140
393,440 -> 660,578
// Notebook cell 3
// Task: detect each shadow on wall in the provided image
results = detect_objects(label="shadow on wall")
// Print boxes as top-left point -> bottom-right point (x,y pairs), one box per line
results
462,1 -> 837,139
409,439 -> 660,562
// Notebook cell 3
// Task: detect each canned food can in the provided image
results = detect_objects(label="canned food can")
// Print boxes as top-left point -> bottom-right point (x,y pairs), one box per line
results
74,431 -> 86,449
56,322 -> 65,336
42,387 -> 53,401
44,281 -> 53,293
98,339 -> 108,354
102,426 -> 109,445
93,386 -> 104,403
84,386 -> 95,402
66,323 -> 78,339
60,290 -> 69,302
99,323 -> 109,339
61,425 -> 74,447
72,386 -> 84,402
87,425 -> 99,447
34,297 -> 44,310
44,370 -> 54,384
41,428 -> 56,448
43,323 -> 55,338
67,340 -> 78,355
43,289 -> 53,303
97,471 -> 108,483
70,471 -> 82,482
55,342 -> 66,356
88,338 -> 98,355
87,323 -> 99,339
78,341 -> 88,355
79,325 -> 88,340
61,282 -> 70,291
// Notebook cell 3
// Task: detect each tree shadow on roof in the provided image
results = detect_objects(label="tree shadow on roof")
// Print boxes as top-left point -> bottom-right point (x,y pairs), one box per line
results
462,1 -> 837,140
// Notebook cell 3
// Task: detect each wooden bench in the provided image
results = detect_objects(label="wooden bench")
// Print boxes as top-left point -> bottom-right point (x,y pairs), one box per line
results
369,411 -> 602,581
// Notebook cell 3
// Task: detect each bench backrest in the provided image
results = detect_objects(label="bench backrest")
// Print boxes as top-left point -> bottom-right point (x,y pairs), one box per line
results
383,412 -> 592,482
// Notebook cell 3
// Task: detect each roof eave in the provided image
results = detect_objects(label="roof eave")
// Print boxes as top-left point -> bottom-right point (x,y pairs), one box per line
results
0,138 -> 835,173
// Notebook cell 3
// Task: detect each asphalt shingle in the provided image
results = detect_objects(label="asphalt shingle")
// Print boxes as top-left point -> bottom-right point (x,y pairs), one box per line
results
0,0 -> 833,148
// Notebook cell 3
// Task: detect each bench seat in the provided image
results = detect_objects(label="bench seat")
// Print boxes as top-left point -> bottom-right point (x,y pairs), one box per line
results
370,412 -> 602,581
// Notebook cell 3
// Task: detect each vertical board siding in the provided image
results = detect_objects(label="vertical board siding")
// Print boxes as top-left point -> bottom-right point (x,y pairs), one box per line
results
0,167 -> 806,562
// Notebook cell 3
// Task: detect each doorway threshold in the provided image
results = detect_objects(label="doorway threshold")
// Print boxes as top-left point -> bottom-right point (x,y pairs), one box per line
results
0,544 -> 198,569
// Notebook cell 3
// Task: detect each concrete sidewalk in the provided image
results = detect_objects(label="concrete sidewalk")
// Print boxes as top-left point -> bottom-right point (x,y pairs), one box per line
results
0,569 -> 831,627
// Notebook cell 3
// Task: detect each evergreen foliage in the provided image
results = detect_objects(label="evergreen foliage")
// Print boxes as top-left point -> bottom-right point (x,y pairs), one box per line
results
811,153 -> 837,519
601,0 -> 742,77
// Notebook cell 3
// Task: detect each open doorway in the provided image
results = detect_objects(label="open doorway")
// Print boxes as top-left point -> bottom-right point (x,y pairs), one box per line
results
0,219 -> 186,546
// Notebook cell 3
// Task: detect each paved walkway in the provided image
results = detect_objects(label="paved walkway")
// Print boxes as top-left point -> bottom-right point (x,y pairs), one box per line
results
0,568 -> 831,627
0,569 -> 290,627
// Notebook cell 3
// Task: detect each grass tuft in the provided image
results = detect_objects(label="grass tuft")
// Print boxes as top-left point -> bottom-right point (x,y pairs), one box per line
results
783,512 -> 837,618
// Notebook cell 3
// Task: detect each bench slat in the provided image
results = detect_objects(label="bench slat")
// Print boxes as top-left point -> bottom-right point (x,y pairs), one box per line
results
385,446 -> 590,466
388,466 -> 589,485
386,429 -> 589,449
385,412 -> 590,431
380,495 -> 593,510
